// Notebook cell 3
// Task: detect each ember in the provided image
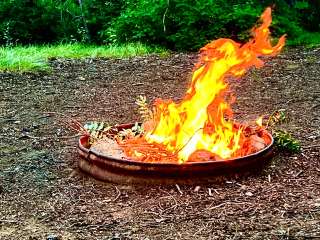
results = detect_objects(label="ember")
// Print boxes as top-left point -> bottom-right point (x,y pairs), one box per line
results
90,7 -> 285,164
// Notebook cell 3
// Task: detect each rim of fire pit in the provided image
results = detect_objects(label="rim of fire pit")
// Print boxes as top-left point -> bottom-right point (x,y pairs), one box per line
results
78,123 -> 275,185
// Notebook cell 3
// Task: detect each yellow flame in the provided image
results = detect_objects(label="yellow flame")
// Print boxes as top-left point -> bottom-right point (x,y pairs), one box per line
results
121,7 -> 285,163
143,7 -> 285,163
256,116 -> 263,127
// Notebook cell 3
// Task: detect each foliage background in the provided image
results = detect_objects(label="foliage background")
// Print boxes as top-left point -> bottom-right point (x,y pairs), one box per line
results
0,0 -> 319,50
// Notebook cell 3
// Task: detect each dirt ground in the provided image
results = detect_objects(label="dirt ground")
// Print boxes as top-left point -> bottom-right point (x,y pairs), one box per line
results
0,47 -> 319,240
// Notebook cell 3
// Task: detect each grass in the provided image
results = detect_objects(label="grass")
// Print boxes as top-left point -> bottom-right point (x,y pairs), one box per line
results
0,43 -> 168,72
287,31 -> 320,48
1,33 -> 319,73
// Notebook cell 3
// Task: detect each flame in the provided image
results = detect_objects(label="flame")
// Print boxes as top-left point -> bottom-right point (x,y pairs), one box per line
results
121,7 -> 285,163
256,116 -> 263,127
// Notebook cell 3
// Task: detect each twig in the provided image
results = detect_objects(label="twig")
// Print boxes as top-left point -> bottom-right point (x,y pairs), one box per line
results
132,82 -> 144,86
213,189 -> 219,195
0,219 -> 18,223
57,134 -> 81,139
112,186 -> 121,202
294,170 -> 303,178
303,144 -> 320,149
20,134 -> 42,139
162,0 -> 169,32
175,184 -> 183,195
209,201 -> 252,210
63,146 -> 77,149
175,127 -> 204,155
0,118 -> 17,123
301,152 -> 309,159
21,133 -> 80,140
194,186 -> 201,192
209,202 -> 226,210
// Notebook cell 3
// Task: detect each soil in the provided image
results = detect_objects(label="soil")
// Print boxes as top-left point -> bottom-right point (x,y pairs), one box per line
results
1,47 -> 320,239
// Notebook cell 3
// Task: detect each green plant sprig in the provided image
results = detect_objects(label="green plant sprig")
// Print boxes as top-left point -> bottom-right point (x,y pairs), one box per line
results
117,122 -> 144,141
273,130 -> 301,153
84,121 -> 145,145
135,95 -> 154,122
265,109 -> 301,153
83,121 -> 113,145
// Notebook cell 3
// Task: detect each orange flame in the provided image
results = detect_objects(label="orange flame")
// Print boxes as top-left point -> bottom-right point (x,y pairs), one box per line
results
122,7 -> 285,163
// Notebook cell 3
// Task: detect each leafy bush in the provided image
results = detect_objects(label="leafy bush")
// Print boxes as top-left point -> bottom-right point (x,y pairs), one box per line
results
82,0 -> 125,43
106,1 -> 165,45
0,0 -> 319,49
108,0 -> 320,50
109,0 -> 265,50
0,0 -> 123,45
0,0 -> 56,45
0,0 -> 80,45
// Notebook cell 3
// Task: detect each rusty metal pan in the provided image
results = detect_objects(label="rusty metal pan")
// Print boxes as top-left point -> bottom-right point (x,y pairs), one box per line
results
78,123 -> 274,185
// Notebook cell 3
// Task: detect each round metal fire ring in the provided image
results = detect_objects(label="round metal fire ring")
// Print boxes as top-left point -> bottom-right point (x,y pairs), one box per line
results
78,123 -> 274,185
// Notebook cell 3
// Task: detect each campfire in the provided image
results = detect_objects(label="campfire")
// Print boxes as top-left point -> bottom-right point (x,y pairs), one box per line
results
78,7 -> 285,183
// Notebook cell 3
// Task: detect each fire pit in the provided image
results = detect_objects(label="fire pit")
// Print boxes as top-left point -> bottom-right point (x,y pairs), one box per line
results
78,123 -> 274,184
77,7 -> 285,184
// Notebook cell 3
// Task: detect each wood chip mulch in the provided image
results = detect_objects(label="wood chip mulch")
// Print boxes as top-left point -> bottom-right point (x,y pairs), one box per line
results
0,48 -> 319,239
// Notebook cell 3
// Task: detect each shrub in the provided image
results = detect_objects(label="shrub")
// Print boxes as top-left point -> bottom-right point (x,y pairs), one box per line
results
82,0 -> 124,43
0,0 -> 123,45
0,0 -> 319,49
0,0 -> 81,45
108,0 -> 264,50
108,0 -> 320,50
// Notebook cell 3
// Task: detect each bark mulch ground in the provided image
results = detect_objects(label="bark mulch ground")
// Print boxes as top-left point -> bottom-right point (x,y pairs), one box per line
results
0,47 -> 319,239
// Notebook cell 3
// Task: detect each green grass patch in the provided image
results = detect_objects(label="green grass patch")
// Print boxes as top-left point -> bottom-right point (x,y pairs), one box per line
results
0,43 -> 168,72
287,32 -> 320,48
